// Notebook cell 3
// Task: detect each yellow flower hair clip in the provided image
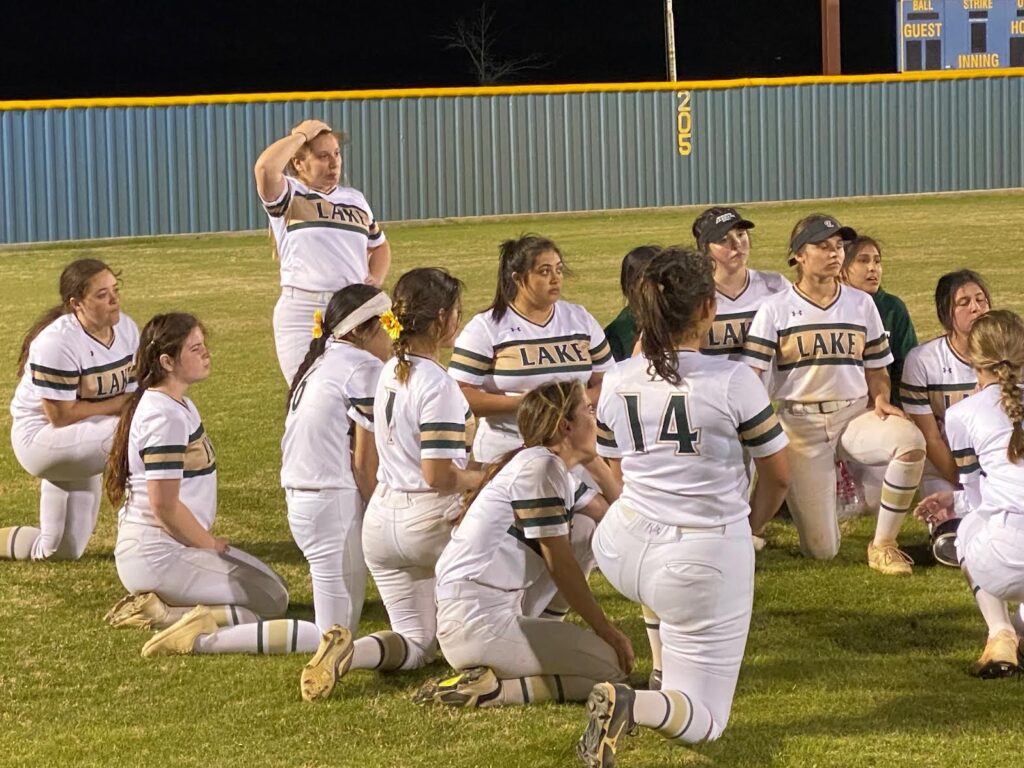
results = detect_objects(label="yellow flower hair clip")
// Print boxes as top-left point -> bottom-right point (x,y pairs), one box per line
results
311,309 -> 324,339
379,310 -> 403,341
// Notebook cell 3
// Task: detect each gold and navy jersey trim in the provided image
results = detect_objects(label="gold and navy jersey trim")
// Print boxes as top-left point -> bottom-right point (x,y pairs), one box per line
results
493,333 -> 594,377
900,382 -> 975,414
590,338 -> 613,366
29,363 -> 79,392
737,405 -> 784,447
350,396 -> 375,422
742,334 -> 777,363
286,220 -> 370,235
511,496 -> 570,525
952,447 -> 981,475
449,347 -> 494,376
596,418 -> 617,449
862,333 -> 891,362
140,444 -> 186,472
184,423 -> 217,478
776,322 -> 867,371
704,310 -> 756,355
263,188 -> 292,217
80,354 -> 134,377
420,421 -> 467,451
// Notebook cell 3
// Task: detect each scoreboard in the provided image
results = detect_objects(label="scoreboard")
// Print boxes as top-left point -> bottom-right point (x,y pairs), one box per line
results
898,0 -> 1024,70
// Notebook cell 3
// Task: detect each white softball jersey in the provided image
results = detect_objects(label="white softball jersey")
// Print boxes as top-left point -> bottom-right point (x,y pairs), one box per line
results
900,336 -> 976,430
702,269 -> 791,359
435,447 -> 575,593
280,340 -> 382,490
120,390 -> 218,531
448,301 -> 614,441
10,313 -> 139,434
946,384 -> 1024,517
741,284 -> 893,403
597,351 -> 788,527
261,176 -> 386,292
375,354 -> 474,493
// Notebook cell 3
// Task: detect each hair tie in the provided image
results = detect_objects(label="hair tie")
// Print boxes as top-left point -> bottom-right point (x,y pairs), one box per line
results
379,310 -> 403,341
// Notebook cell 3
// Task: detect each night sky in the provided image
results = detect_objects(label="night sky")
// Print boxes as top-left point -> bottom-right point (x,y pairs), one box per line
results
2,0 -> 897,100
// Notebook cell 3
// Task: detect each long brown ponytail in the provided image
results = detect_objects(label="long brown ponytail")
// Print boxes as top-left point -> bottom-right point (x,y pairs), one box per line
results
18,259 -> 115,376
391,268 -> 464,385
105,313 -> 204,506
630,246 -> 716,386
487,234 -> 564,322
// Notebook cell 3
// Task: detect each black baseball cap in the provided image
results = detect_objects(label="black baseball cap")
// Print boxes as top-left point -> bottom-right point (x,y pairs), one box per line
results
693,207 -> 755,251
788,215 -> 857,265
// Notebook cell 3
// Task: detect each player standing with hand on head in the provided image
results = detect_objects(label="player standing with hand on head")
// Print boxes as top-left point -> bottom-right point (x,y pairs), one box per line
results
915,310 -> 1024,678
301,268 -> 485,702
741,214 -> 926,574
900,271 -> 992,567
254,119 -> 391,383
576,247 -> 790,765
282,284 -> 392,635
3,259 -> 138,562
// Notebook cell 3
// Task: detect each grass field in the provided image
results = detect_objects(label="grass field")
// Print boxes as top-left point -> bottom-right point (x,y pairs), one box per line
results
2,191 -> 1024,768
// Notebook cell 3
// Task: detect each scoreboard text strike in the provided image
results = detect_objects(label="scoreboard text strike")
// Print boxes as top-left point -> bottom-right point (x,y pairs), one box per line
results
899,0 -> 1024,71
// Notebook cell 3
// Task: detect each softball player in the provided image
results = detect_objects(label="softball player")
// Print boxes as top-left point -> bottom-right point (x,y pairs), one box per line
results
741,214 -> 926,574
282,284 -> 392,635
577,247 -> 790,764
301,269 -> 486,702
691,207 -> 791,360
104,313 -> 316,658
604,245 -> 661,361
412,380 -> 633,709
3,259 -> 138,562
254,118 -> 391,383
915,310 -> 1024,678
897,270 -> 991,566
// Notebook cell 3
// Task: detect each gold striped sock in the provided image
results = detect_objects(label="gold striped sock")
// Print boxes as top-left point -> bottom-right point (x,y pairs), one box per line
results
368,630 -> 408,671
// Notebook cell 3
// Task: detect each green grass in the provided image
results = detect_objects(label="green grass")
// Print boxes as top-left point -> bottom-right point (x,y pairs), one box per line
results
2,191 -> 1024,768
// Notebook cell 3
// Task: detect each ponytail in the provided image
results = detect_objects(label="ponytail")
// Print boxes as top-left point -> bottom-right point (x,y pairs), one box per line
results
390,268 -> 464,385
487,234 -> 562,322
105,390 -> 145,506
18,306 -> 65,376
286,334 -> 329,413
966,309 -> 1024,464
995,363 -> 1024,463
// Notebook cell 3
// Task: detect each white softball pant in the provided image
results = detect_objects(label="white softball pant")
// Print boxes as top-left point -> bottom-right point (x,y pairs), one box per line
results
114,520 -> 289,618
362,485 -> 460,670
779,398 -> 925,559
434,515 -> 624,681
286,487 -> 367,632
273,287 -> 332,385
594,501 -> 753,741
957,511 -> 1024,601
9,415 -> 117,560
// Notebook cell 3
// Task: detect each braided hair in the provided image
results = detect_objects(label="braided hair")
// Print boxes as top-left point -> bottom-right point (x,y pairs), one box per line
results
391,268 -> 464,385
966,310 -> 1024,463
104,313 -> 205,506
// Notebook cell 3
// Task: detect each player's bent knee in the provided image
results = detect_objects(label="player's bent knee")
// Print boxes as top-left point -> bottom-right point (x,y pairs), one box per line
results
400,637 -> 438,670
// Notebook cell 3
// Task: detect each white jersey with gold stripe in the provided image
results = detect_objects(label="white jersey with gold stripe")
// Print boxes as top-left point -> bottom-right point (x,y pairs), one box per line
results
435,446 -> 575,593
281,340 -> 382,491
741,284 -> 892,403
900,336 -> 976,431
448,301 -> 614,451
10,312 -> 140,435
946,384 -> 1024,517
261,176 -> 386,292
375,354 -> 474,495
702,269 -> 791,359
597,351 -> 788,527
121,390 -> 217,530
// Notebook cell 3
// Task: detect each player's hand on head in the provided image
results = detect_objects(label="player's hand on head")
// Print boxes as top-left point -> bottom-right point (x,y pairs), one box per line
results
291,119 -> 332,142
913,491 -> 955,525
874,397 -> 906,421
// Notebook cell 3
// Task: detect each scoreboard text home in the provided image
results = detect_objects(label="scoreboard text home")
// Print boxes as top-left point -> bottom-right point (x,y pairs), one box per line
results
899,0 -> 1024,70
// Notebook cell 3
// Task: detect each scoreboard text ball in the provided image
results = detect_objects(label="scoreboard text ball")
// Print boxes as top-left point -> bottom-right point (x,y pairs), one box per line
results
899,0 -> 1024,71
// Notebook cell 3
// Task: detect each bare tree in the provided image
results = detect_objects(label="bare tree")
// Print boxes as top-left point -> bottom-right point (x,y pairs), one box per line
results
440,3 -> 547,85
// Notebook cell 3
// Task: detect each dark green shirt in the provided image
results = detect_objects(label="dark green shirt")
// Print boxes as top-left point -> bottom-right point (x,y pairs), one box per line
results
873,288 -> 917,406
604,307 -> 637,362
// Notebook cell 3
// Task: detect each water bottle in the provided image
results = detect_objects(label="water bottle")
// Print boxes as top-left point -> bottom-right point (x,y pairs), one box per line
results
836,461 -> 863,520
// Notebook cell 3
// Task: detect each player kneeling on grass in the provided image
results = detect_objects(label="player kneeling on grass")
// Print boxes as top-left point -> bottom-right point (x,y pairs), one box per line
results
104,313 -> 321,658
283,284 -> 393,634
741,214 -> 926,575
300,268 -> 486,702
410,379 -> 633,708
915,310 -> 1024,679
576,247 -> 790,766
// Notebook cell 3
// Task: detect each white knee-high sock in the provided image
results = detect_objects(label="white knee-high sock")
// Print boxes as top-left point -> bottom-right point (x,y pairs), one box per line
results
492,674 -> 597,706
149,604 -> 260,631
633,689 -> 714,745
641,605 -> 663,673
350,630 -> 409,671
194,619 -> 321,654
0,526 -> 40,560
874,457 -> 925,545
963,566 -> 1014,637
32,480 -> 70,559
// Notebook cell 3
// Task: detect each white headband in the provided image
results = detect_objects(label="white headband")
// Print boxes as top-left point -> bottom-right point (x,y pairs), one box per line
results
330,292 -> 393,340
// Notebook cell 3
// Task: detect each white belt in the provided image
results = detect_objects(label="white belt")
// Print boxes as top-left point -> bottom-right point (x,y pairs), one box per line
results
781,399 -> 857,415
282,286 -> 333,303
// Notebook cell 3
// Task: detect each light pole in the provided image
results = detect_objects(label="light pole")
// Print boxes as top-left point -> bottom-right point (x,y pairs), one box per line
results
665,0 -> 677,81
821,0 -> 842,74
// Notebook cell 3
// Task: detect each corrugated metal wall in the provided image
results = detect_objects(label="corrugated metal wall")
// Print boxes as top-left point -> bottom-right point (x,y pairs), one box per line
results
1,76 -> 1021,244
